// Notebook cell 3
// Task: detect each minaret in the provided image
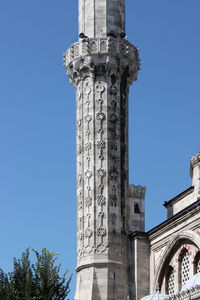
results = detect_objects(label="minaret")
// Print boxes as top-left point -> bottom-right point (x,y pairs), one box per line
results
64,1 -> 140,299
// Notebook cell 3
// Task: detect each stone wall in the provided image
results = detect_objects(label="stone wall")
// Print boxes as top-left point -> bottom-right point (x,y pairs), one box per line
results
129,232 -> 150,300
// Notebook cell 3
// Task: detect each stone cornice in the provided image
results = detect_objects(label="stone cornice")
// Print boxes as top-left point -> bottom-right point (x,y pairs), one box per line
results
164,186 -> 194,208
148,199 -> 200,241
190,152 -> 200,177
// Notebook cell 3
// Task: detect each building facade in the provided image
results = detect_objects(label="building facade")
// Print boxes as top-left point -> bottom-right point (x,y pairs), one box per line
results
64,1 -> 200,299
139,152 -> 200,300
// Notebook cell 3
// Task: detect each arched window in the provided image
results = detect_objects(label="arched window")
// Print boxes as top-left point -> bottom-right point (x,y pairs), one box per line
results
166,266 -> 175,295
179,248 -> 190,288
194,252 -> 200,274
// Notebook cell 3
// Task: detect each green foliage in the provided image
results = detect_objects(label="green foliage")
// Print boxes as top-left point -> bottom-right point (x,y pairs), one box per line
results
0,248 -> 72,300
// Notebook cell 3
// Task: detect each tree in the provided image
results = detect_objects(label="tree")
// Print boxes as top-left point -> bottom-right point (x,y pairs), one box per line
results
0,248 -> 72,300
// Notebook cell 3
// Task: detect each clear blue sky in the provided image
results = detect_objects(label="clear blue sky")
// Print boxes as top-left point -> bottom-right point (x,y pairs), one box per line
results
0,0 -> 200,298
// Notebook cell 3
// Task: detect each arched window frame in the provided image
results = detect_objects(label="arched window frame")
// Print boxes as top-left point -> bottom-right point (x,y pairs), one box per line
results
155,238 -> 200,295
178,248 -> 190,290
165,265 -> 175,295
194,251 -> 200,275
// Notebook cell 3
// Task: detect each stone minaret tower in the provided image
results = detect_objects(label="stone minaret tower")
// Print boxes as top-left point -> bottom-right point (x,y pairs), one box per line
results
64,1 -> 140,299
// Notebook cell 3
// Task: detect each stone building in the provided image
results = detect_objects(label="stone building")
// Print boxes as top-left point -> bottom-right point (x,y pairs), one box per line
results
64,1 -> 200,299
139,152 -> 200,300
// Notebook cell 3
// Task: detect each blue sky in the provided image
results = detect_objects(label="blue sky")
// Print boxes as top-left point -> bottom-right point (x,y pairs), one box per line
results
0,0 -> 200,298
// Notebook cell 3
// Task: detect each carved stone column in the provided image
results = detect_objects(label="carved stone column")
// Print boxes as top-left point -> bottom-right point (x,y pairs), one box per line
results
64,37 -> 139,300
64,0 -> 140,298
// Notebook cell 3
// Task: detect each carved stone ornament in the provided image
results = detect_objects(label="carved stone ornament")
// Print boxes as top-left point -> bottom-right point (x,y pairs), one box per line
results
97,168 -> 106,177
97,140 -> 106,149
78,145 -> 82,155
79,200 -> 83,210
110,195 -> 117,206
110,140 -> 118,150
84,86 -> 91,95
108,41 -> 116,53
85,130 -> 90,136
78,232 -> 83,240
85,114 -> 92,123
77,244 -> 109,257
190,152 -> 200,177
110,112 -> 119,123
120,43 -> 126,55
97,225 -> 106,237
64,38 -> 140,88
75,44 -> 81,56
96,84 -> 105,94
109,168 -> 118,179
95,244 -> 108,255
100,40 -> 107,52
97,195 -> 106,206
98,129 -> 104,134
85,170 -> 92,179
84,142 -> 92,151
96,98 -> 104,104
85,197 -> 92,207
96,111 -> 105,121
77,248 -> 82,256
82,42 -> 88,55
85,228 -> 93,238
78,174 -> 82,183
90,41 -> 97,53
65,38 -> 139,68
110,86 -> 118,95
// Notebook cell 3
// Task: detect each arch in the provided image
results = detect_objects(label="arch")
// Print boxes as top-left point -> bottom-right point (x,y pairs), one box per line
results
178,248 -> 189,289
90,41 -> 97,53
153,230 -> 200,292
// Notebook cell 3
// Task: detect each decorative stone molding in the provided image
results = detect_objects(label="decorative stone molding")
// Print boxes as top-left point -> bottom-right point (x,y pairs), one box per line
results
190,152 -> 200,177
64,37 -> 140,87
64,37 -> 138,66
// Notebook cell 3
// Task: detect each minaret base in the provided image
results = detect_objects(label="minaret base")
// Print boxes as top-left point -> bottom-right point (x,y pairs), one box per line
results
74,263 -> 128,300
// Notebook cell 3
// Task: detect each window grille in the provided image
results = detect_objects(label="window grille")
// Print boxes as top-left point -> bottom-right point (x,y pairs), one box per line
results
181,250 -> 189,286
196,257 -> 200,273
168,268 -> 175,295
